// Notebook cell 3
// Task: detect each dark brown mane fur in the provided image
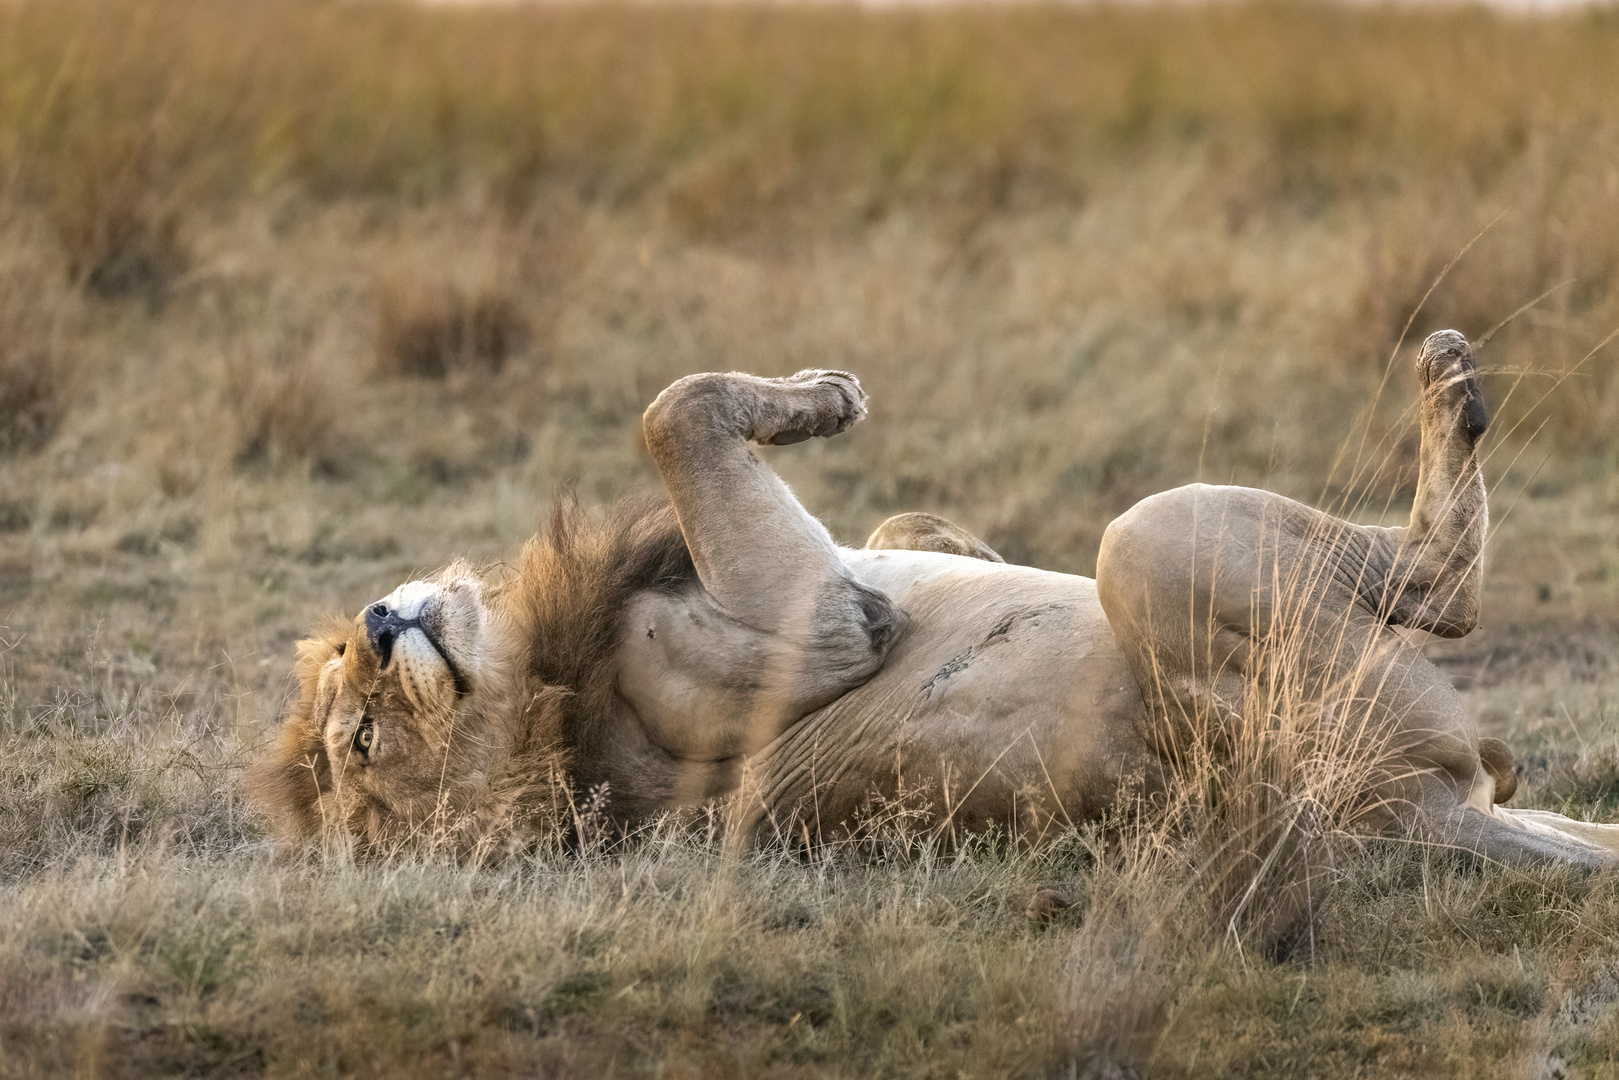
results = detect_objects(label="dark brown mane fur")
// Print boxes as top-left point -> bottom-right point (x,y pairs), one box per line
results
502,493 -> 696,795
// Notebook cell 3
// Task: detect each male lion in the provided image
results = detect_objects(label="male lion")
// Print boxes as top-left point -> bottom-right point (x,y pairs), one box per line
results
250,330 -> 1619,867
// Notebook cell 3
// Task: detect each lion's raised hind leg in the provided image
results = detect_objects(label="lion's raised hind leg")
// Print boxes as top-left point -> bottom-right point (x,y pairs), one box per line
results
1093,329 -> 1597,869
1379,329 -> 1490,637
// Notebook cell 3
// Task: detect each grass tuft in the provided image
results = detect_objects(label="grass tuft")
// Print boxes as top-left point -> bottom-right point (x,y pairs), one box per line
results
376,275 -> 529,379
225,335 -> 354,476
56,203 -> 187,306
0,272 -> 71,458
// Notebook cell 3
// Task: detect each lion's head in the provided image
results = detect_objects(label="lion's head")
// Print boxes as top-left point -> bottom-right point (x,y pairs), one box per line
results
249,497 -> 695,852
247,561 -> 538,850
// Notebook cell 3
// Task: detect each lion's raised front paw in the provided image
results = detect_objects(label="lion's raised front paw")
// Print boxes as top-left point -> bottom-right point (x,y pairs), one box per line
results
758,369 -> 868,446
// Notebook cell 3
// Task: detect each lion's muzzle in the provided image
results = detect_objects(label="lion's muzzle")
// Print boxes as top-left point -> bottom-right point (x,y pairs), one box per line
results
364,584 -> 470,696
365,601 -> 422,669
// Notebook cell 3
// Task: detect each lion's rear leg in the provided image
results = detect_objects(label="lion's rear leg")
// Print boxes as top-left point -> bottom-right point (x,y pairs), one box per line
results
1095,484 -> 1296,770
864,512 -> 1004,563
1380,330 -> 1489,637
1100,492 -> 1612,869
1098,331 -> 1489,770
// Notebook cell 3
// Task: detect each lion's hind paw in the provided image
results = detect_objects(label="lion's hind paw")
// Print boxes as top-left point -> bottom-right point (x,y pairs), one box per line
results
1417,330 -> 1475,386
1417,329 -> 1488,440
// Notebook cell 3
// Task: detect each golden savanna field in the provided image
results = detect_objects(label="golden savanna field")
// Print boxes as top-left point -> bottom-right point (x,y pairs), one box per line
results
6,0 -> 1619,1074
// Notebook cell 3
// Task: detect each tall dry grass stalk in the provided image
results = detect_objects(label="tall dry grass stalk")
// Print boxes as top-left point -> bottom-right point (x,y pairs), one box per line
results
1132,572 -> 1394,963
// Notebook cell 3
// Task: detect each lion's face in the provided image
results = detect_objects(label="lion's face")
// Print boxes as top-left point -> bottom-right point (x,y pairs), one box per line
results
324,568 -> 485,757
263,562 -> 509,844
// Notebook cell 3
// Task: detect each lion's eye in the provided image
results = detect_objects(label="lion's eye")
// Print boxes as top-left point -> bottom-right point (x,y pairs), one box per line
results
353,717 -> 376,757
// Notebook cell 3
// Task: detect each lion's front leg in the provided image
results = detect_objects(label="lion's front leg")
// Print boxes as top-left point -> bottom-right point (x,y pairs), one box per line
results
638,370 -> 902,732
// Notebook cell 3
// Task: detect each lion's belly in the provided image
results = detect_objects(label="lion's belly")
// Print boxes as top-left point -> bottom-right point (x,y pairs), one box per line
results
747,550 -> 1160,836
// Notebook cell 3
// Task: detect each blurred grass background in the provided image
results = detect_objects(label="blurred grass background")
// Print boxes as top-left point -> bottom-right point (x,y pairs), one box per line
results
6,0 -> 1619,1075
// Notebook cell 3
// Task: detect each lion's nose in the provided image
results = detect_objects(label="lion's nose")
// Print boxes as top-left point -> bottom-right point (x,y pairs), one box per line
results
365,602 -> 419,669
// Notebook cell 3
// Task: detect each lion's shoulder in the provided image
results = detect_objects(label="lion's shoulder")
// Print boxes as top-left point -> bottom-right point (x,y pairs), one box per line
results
496,494 -> 696,760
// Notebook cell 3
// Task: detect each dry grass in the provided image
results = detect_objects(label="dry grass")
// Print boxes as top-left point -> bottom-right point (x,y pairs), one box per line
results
4,0 -> 1619,1074
0,264 -> 74,459
376,275 -> 529,379
225,332 -> 355,476
10,702 -> 1619,1077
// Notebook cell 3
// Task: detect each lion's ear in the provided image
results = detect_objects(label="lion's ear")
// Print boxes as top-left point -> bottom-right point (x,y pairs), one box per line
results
294,621 -> 351,672
247,631 -> 347,841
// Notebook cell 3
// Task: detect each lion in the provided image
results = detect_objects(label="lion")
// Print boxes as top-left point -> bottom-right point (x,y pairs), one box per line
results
249,331 -> 1619,867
